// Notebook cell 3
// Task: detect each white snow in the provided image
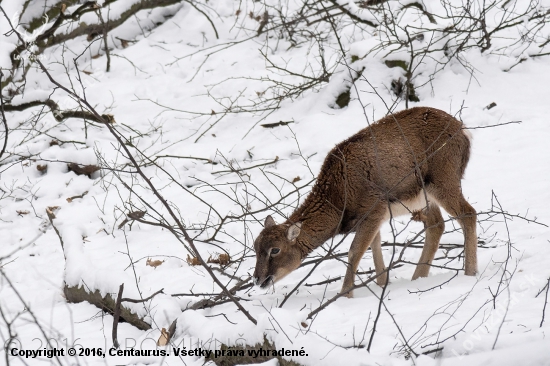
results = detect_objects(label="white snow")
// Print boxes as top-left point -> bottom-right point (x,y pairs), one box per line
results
1,0 -> 550,365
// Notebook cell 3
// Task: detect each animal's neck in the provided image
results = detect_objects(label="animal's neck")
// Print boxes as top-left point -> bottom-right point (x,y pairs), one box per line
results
286,195 -> 343,260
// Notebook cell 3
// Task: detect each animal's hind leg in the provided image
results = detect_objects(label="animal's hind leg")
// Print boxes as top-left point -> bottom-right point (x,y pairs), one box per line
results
412,203 -> 444,280
429,185 -> 478,276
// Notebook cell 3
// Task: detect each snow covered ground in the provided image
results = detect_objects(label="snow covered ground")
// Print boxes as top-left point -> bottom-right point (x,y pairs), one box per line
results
1,0 -> 550,365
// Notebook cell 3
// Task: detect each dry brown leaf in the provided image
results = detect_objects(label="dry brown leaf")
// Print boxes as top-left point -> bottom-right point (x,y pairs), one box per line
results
218,253 -> 230,265
300,321 -> 308,328
128,211 -> 145,220
46,206 -> 60,218
45,209 -> 55,219
186,254 -> 200,266
101,114 -> 116,124
37,164 -> 48,174
86,31 -> 100,42
67,191 -> 89,203
46,206 -> 60,221
67,163 -> 100,177
207,253 -> 230,266
157,328 -> 170,346
146,258 -> 164,268
292,176 -> 301,183
17,210 -> 30,216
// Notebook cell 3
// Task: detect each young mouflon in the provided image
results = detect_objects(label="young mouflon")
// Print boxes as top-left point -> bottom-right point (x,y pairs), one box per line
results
252,107 -> 477,297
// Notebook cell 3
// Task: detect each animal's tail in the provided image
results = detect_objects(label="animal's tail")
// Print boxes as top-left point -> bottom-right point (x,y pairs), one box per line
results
459,126 -> 472,178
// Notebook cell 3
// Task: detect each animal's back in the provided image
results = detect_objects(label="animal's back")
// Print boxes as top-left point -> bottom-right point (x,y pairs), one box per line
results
291,107 -> 471,233
340,107 -> 470,197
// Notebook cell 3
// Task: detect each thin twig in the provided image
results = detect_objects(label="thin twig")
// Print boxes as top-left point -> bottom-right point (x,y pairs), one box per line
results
0,71 -> 8,161
121,288 -> 164,303
112,284 -> 124,349
540,277 -> 550,327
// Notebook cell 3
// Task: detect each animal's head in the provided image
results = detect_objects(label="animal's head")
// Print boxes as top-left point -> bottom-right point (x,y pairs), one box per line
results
253,215 -> 303,288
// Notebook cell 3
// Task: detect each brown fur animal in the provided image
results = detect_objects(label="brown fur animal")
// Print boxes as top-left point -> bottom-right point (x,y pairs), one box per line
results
253,107 -> 477,297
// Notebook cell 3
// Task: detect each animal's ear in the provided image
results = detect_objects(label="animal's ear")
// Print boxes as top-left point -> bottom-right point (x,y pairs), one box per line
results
286,222 -> 302,241
264,215 -> 276,228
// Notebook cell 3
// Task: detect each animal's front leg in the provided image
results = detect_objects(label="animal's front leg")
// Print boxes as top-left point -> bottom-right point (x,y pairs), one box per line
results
341,212 -> 384,297
412,203 -> 445,280
369,231 -> 387,286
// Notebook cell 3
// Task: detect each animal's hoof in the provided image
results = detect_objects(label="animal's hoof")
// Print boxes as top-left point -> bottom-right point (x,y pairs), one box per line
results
340,288 -> 354,298
376,276 -> 389,287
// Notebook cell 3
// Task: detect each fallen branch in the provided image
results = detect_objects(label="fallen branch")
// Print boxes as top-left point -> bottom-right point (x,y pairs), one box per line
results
3,98 -> 115,123
63,284 -> 151,330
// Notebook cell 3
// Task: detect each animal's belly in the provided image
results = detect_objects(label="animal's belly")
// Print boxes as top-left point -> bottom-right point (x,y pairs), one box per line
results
383,192 -> 435,220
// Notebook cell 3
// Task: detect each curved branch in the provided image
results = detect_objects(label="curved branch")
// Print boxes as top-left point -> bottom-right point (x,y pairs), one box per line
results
0,71 -> 8,161
183,0 -> 219,39
325,0 -> 377,27
3,99 -> 114,123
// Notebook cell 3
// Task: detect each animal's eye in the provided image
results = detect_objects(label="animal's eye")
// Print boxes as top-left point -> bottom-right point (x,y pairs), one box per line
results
270,248 -> 281,257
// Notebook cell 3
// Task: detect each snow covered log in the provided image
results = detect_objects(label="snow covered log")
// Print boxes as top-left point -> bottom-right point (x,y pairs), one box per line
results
63,284 -> 152,330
